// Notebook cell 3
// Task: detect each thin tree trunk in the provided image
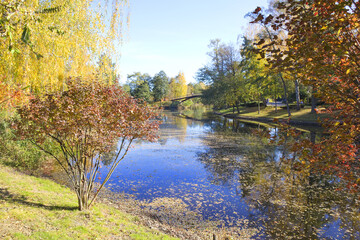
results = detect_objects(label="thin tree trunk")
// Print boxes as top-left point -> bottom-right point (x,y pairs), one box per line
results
295,78 -> 301,111
278,73 -> 291,117
311,90 -> 317,113
263,25 -> 290,116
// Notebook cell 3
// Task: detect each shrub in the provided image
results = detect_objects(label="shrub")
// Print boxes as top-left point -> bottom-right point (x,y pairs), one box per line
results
13,78 -> 159,210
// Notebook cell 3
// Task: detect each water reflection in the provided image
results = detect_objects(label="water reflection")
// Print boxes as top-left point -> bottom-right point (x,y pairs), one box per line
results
102,109 -> 359,238
198,113 -> 360,239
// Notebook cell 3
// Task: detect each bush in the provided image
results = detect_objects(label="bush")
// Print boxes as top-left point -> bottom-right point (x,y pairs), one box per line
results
182,100 -> 194,108
13,78 -> 159,210
0,117 -> 48,173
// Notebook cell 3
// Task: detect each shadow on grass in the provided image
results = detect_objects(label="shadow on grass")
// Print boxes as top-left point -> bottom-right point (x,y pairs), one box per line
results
0,187 -> 78,211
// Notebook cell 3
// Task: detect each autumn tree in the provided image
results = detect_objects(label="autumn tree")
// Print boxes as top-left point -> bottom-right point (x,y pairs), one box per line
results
0,0 -> 128,93
97,54 -> 118,85
0,81 -> 27,109
13,78 -> 159,210
240,37 -> 273,114
250,1 -> 360,189
174,72 -> 188,98
167,77 -> 177,99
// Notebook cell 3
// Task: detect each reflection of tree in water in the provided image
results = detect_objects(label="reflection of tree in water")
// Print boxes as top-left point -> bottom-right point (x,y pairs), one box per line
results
198,120 -> 360,238
198,132 -> 274,187
157,113 -> 187,143
159,112 -> 206,144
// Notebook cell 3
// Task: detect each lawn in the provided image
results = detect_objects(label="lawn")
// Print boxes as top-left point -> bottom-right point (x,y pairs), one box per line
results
0,165 -> 178,240
217,105 -> 330,123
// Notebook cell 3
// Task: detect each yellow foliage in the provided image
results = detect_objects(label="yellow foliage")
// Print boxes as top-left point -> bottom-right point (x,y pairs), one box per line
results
0,0 -> 128,94
174,72 -> 188,98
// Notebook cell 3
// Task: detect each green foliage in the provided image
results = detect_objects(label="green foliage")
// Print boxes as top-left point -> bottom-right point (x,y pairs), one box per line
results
182,100 -> 193,108
152,71 -> 169,102
197,38 -> 275,112
288,85 -> 311,103
133,82 -> 152,102
169,101 -> 181,109
0,113 -> 49,172
127,72 -> 153,102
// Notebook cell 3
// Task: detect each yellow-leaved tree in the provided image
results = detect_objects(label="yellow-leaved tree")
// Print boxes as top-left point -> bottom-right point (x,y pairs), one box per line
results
174,72 -> 187,98
0,0 -> 128,93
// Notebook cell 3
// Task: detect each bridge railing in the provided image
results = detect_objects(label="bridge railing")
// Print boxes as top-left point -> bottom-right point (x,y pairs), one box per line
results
170,94 -> 202,102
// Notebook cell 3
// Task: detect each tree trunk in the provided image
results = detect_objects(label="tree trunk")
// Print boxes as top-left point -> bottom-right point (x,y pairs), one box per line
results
78,193 -> 89,211
263,99 -> 267,108
294,78 -> 301,111
278,73 -> 291,117
236,101 -> 240,114
311,90 -> 317,113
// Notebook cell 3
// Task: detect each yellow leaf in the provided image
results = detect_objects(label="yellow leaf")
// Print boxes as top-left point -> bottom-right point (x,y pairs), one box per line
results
346,69 -> 351,74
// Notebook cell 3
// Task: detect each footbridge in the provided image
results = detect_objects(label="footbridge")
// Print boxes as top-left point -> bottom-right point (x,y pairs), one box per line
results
170,94 -> 202,103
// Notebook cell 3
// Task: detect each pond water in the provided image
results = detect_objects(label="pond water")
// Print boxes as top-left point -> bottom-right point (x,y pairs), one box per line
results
99,109 -> 360,239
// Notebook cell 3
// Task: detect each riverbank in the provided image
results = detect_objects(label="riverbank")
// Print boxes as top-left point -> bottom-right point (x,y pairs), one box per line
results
0,165 -> 181,240
214,106 -> 330,127
0,164 -> 254,239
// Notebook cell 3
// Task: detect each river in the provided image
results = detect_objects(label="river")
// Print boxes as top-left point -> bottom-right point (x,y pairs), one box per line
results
99,109 -> 360,239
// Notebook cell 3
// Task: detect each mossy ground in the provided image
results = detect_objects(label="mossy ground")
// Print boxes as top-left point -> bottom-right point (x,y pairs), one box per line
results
0,165 -> 178,240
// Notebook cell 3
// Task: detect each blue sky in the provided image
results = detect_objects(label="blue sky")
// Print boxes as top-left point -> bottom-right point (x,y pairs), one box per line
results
118,0 -> 268,84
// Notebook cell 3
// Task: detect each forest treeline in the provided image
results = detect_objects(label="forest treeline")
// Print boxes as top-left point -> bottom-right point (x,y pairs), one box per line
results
123,71 -> 205,104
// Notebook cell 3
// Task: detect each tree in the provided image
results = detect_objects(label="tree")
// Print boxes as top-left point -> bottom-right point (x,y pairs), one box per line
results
247,10 -> 292,116
250,1 -> 360,189
133,82 -> 152,102
0,0 -> 128,93
0,80 -> 27,109
152,71 -> 169,102
240,37 -> 273,114
13,78 -> 159,210
127,72 -> 153,102
174,72 -> 188,98
97,54 -> 118,85
197,40 -> 243,110
167,77 -> 177,99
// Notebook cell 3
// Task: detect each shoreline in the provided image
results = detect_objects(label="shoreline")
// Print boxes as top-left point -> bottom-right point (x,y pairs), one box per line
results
213,112 -> 322,127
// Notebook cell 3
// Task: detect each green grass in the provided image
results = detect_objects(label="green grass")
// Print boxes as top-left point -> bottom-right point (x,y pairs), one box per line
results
217,105 -> 330,122
0,165 -> 178,240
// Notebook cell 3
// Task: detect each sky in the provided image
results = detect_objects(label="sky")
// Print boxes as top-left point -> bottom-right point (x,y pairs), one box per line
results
118,0 -> 269,84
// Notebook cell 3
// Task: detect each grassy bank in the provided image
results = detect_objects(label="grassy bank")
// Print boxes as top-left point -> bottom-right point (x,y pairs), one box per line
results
0,165 -> 178,240
217,106 -> 330,123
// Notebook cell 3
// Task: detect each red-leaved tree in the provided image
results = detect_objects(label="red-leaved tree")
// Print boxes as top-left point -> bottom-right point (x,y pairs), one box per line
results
13,78 -> 159,210
250,1 -> 359,189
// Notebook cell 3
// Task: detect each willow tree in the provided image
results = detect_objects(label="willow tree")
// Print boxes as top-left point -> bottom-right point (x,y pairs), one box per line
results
0,0 -> 129,93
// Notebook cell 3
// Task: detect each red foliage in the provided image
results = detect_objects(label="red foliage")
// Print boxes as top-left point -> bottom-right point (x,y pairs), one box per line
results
250,0 -> 360,190
0,79 -> 28,109
12,77 -> 160,210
